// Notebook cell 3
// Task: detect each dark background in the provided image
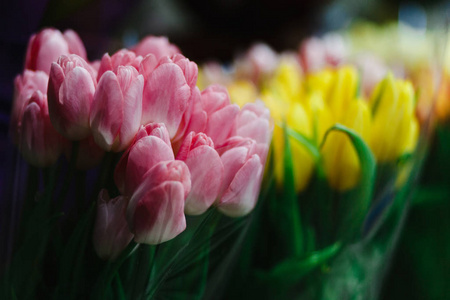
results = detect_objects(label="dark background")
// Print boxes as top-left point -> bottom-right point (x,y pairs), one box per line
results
1,0 -> 449,298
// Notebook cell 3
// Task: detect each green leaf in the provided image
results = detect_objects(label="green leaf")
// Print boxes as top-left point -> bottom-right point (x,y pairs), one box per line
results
320,124 -> 376,241
286,126 -> 321,163
256,242 -> 342,289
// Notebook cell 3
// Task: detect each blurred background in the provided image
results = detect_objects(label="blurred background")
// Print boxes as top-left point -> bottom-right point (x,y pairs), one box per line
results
1,0 -> 450,298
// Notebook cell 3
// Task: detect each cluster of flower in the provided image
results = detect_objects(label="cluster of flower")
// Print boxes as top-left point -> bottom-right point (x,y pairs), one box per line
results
11,29 -> 272,260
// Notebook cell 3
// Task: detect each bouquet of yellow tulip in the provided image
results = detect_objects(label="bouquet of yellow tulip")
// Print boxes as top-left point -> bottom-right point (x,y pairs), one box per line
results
204,45 -> 430,299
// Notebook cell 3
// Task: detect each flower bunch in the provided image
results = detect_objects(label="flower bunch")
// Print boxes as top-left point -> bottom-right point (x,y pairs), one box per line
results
204,38 -> 427,299
4,28 -> 271,299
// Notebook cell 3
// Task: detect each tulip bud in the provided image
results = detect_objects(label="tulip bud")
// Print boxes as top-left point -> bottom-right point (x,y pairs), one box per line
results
127,161 -> 191,245
114,123 -> 174,196
47,54 -> 97,140
326,66 -> 359,122
10,70 -> 49,146
201,85 -> 240,146
132,36 -> 180,60
18,90 -> 64,167
96,49 -> 143,80
176,132 -> 224,215
25,28 -> 87,74
93,190 -> 134,261
370,74 -> 418,161
140,54 -> 198,138
90,66 -> 144,151
321,99 -> 371,191
218,141 -> 264,217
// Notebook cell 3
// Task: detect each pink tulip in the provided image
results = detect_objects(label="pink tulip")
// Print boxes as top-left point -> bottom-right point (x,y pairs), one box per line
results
10,70 -> 49,146
93,189 -> 134,261
235,43 -> 278,84
299,34 -> 346,73
96,49 -> 143,81
90,66 -> 144,151
217,141 -> 264,217
18,90 -> 64,167
201,85 -> 240,146
47,54 -> 97,140
127,160 -> 191,244
114,123 -> 174,196
132,36 -> 181,60
140,54 -> 198,138
25,28 -> 87,74
176,132 -> 224,215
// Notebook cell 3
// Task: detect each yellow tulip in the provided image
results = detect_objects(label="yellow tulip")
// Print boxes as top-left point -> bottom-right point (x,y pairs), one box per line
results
326,66 -> 359,122
370,74 -> 418,161
321,99 -> 371,191
228,80 -> 258,108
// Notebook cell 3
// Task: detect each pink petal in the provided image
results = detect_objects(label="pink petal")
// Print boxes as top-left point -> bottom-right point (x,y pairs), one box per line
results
219,146 -> 249,194
142,63 -> 191,138
141,160 -> 191,199
139,54 -> 159,79
201,85 -> 230,115
93,190 -> 133,260
124,136 -> 174,196
184,146 -> 223,215
130,181 -> 186,245
117,70 -> 144,151
205,104 -> 240,146
63,29 -> 87,60
97,53 -> 113,81
218,154 -> 263,217
55,66 -> 95,140
90,71 -> 123,150
236,117 -> 271,145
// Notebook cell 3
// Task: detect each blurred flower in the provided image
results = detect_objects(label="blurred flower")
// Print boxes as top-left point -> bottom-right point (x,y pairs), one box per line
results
93,190 -> 134,261
17,90 -> 64,167
132,36 -> 180,60
369,73 -> 419,161
90,65 -> 144,152
47,54 -> 97,140
127,160 -> 191,244
25,28 -> 87,74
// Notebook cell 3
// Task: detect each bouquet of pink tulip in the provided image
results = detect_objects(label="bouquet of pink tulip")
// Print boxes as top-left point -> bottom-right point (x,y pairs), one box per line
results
1,28 -> 272,299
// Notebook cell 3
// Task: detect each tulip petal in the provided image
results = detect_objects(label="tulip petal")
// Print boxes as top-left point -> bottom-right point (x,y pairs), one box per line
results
118,71 -> 144,151
218,154 -> 263,217
130,181 -> 186,245
184,146 -> 224,215
90,71 -> 123,150
142,63 -> 191,137
219,146 -> 249,194
56,66 -> 95,139
63,29 -> 87,59
125,136 -> 174,195
205,104 -> 240,146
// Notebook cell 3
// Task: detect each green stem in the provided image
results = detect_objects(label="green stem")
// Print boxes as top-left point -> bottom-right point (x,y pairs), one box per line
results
56,141 -> 79,211
92,241 -> 139,299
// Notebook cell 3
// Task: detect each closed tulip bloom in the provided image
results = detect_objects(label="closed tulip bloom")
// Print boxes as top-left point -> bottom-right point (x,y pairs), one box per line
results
47,54 -> 97,140
370,74 -> 418,161
201,85 -> 240,146
10,70 -> 49,145
176,132 -> 224,215
326,66 -> 359,122
25,28 -> 87,74
90,66 -> 144,151
93,190 -> 134,261
19,90 -> 64,167
96,49 -> 143,80
321,99 -> 371,191
114,123 -> 174,196
218,141 -> 264,217
140,54 -> 198,138
128,160 -> 191,244
132,36 -> 180,60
